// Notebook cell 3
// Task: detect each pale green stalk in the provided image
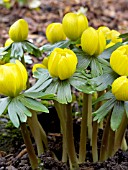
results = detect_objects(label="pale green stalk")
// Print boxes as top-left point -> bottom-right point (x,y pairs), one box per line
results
20,123 -> 38,169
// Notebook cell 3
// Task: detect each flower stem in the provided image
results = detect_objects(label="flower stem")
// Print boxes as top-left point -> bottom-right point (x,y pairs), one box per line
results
54,101 -> 67,162
65,103 -> 79,170
20,123 -> 38,169
78,93 -> 88,163
114,112 -> 128,153
100,112 -> 111,161
27,110 -> 48,156
92,91 -> 105,162
107,128 -> 115,157
121,135 -> 128,151
87,94 -> 92,145
92,121 -> 98,162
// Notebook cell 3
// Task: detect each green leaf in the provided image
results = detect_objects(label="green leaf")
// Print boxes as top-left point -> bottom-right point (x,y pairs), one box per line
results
98,42 -> 122,59
26,72 -> 50,92
23,91 -> 55,100
111,101 -> 125,131
8,99 -> 20,128
57,80 -> 72,104
124,101 -> 128,118
90,69 -> 119,91
23,41 -> 41,57
19,96 -> 49,113
119,33 -> 128,38
11,42 -> 24,58
40,40 -> 71,52
45,78 -> 59,94
0,97 -> 11,115
34,78 -> 52,92
93,91 -> 114,105
14,97 -> 32,117
69,75 -> 94,94
13,98 -> 27,123
93,97 -> 116,123
91,58 -> 103,77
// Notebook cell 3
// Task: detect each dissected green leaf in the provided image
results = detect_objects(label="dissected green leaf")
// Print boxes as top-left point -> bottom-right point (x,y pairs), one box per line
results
8,99 -> 20,128
13,98 -> 27,123
91,58 -> 103,77
23,41 -> 41,57
111,101 -> 125,131
14,97 -> 32,117
23,91 -> 55,100
0,97 -> 11,115
45,78 -> 59,94
89,70 -> 119,91
19,96 -> 49,113
93,91 -> 114,105
98,42 -> 122,59
40,40 -> 72,53
57,80 -> 72,104
11,42 -> 24,58
34,79 -> 52,92
93,97 -> 116,123
119,33 -> 128,38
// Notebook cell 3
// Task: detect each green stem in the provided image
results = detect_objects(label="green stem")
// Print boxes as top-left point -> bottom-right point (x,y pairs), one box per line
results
114,113 -> 128,153
54,101 -> 67,162
20,123 -> 38,169
92,121 -> 98,162
78,93 -> 88,163
92,91 -> 105,162
87,94 -> 92,145
65,103 -> 79,170
107,128 -> 115,157
27,111 -> 48,156
100,112 -> 111,161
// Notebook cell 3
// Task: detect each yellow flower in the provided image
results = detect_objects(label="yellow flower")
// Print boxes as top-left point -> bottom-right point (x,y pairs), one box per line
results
107,30 -> 122,43
81,27 -> 106,56
112,76 -> 128,101
62,12 -> 88,41
4,38 -> 14,47
0,60 -> 28,97
48,48 -> 77,80
32,57 -> 48,72
9,19 -> 28,42
46,23 -> 66,44
98,26 -> 110,40
110,45 -> 128,76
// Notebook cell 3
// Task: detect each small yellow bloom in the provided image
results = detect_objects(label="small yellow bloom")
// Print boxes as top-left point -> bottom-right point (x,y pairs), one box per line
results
0,60 -> 28,97
46,23 -> 66,44
62,12 -> 88,41
81,27 -> 106,56
48,48 -> 77,80
112,76 -> 128,101
32,57 -> 48,72
107,30 -> 122,43
4,38 -> 13,47
9,19 -> 28,42
110,45 -> 128,76
98,26 -> 111,40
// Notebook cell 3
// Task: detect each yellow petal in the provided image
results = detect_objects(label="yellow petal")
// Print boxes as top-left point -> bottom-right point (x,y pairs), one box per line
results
32,63 -> 47,73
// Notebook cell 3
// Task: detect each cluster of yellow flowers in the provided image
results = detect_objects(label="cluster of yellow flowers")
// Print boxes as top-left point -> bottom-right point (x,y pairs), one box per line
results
110,45 -> 128,101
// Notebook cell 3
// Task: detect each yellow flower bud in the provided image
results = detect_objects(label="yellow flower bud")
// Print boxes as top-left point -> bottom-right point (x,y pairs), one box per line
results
48,48 -> 77,80
112,76 -> 128,101
4,38 -> 13,47
0,60 -> 28,97
62,12 -> 88,41
9,19 -> 28,42
110,45 -> 128,76
81,27 -> 106,56
46,23 -> 66,44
